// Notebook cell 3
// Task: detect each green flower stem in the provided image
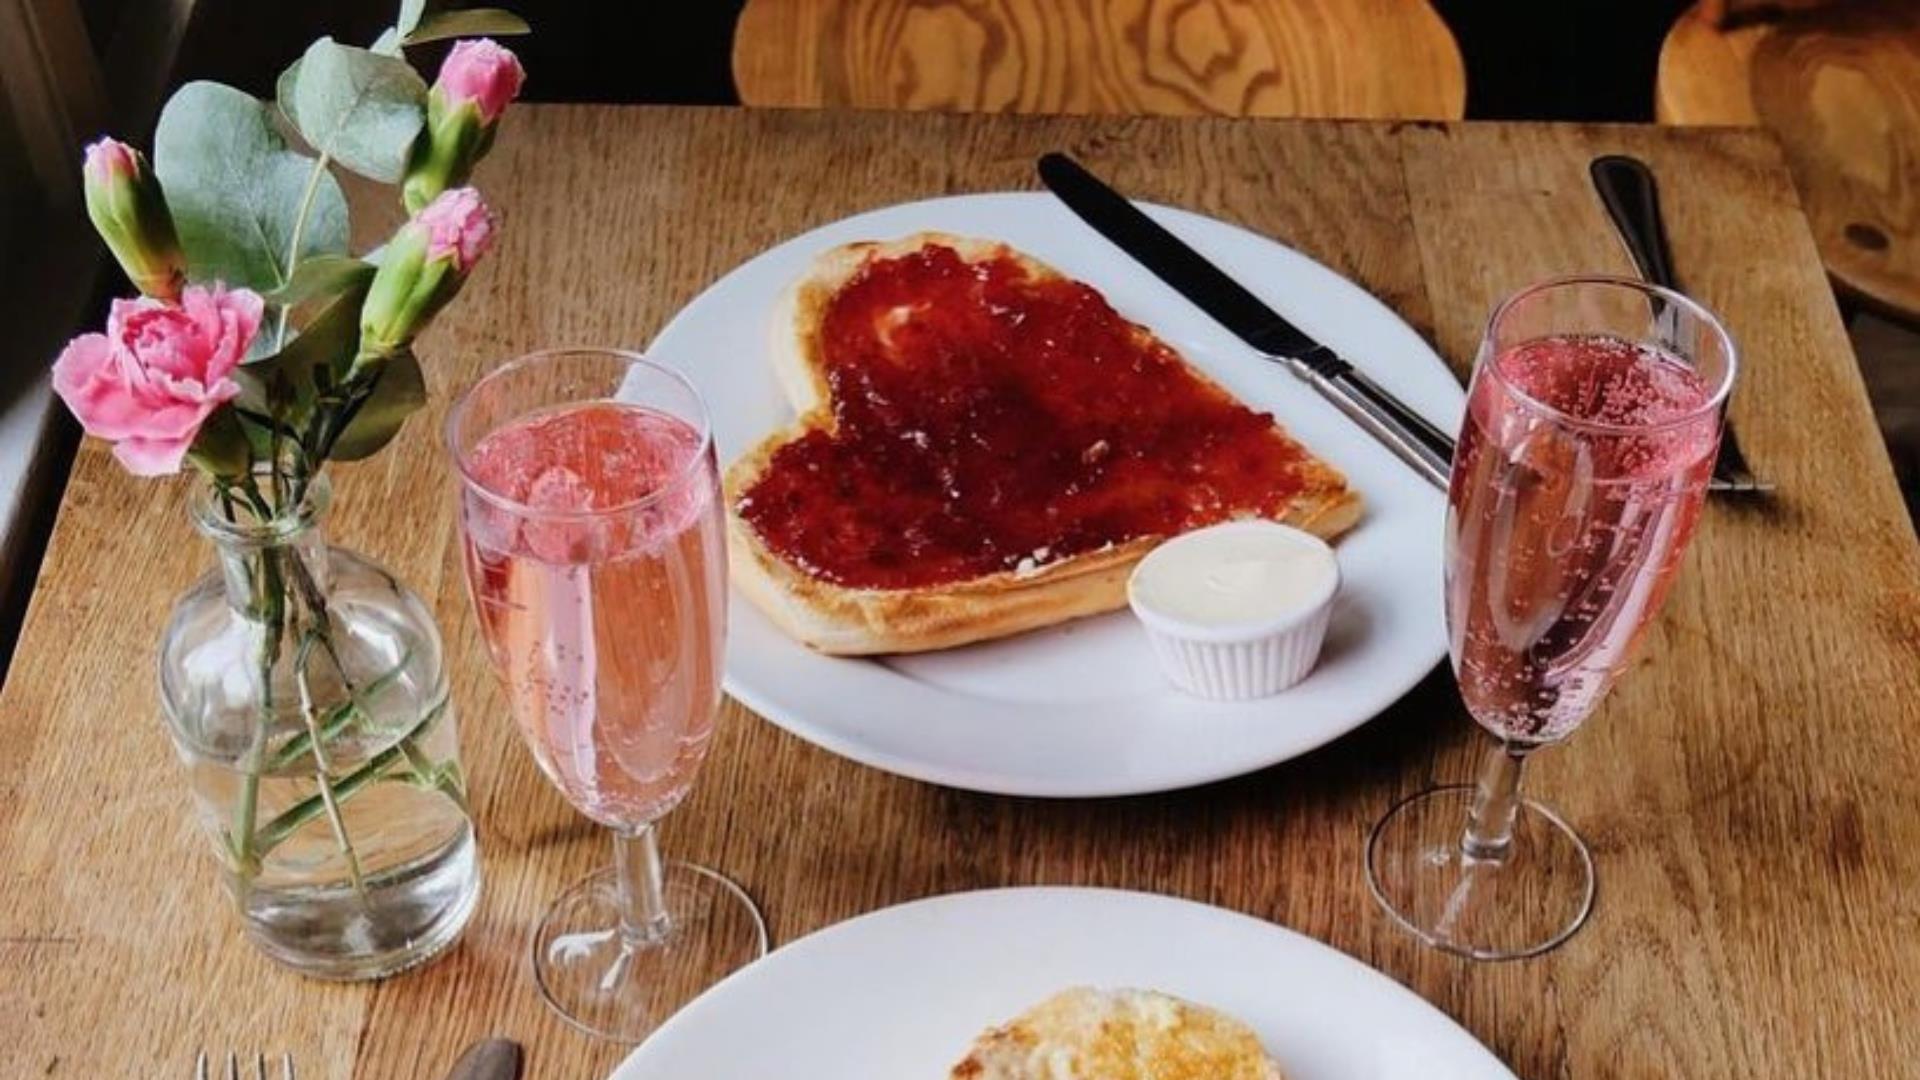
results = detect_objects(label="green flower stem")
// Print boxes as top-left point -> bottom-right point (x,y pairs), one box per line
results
266,697 -> 356,772
264,648 -> 411,771
316,780 -> 364,898
294,630 -> 368,900
269,419 -> 285,509
233,475 -> 273,521
303,556 -> 467,815
298,571 -> 461,812
285,377 -> 372,520
251,699 -> 447,858
274,150 -> 334,352
398,737 -> 468,816
284,550 -> 465,888
284,150 -> 333,275
228,545 -> 287,881
312,381 -> 373,469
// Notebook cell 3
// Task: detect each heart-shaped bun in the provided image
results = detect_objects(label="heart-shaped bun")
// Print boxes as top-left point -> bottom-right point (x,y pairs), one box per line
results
726,233 -> 1360,655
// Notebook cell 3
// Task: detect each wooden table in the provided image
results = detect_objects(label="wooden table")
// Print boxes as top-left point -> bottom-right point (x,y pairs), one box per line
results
6,106 -> 1918,1079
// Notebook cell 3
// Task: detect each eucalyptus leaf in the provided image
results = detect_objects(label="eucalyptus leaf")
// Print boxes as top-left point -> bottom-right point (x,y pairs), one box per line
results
238,410 -> 277,461
231,369 -> 273,418
244,330 -> 280,363
154,81 -> 349,292
274,58 -> 303,130
331,349 -> 427,460
265,255 -> 375,306
403,8 -> 531,44
280,38 -> 428,183
186,407 -> 253,479
371,26 -> 402,56
397,0 -> 428,36
235,283 -> 369,423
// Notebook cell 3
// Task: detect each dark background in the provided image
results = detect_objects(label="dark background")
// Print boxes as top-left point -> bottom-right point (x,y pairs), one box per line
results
156,1 -> 1691,123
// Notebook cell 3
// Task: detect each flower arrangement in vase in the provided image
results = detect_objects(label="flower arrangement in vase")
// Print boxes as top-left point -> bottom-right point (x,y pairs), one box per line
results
52,3 -> 529,980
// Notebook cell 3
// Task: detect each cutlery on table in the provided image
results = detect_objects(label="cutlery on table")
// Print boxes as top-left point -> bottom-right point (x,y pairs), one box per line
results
444,1037 -> 524,1080
1037,152 -> 1457,492
194,1051 -> 294,1080
1590,154 -> 1772,495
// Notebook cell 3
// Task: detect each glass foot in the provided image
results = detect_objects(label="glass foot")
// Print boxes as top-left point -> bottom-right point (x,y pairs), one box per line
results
1365,784 -> 1595,960
531,860 -> 768,1042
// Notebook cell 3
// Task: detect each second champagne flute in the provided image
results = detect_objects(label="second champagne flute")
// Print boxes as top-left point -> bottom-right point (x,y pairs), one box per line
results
448,348 -> 766,1041
1366,277 -> 1736,960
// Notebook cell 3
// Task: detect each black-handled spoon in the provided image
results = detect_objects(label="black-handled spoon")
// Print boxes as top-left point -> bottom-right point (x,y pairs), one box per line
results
1591,154 -> 1680,289
1590,154 -> 1771,495
443,1038 -> 523,1080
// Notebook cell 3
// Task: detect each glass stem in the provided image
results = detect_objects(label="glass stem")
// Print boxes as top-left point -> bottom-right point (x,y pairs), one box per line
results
612,823 -> 672,947
1462,739 -> 1528,861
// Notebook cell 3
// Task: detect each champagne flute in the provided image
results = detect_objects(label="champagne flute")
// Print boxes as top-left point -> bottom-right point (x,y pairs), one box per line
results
447,349 -> 766,1040
1366,277 -> 1736,959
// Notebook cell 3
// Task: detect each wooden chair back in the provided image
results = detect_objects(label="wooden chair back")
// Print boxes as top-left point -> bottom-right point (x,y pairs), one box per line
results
733,0 -> 1466,120
1659,0 -> 1920,323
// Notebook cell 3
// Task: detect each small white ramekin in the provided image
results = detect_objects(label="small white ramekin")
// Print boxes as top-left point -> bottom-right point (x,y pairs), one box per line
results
1126,522 -> 1340,701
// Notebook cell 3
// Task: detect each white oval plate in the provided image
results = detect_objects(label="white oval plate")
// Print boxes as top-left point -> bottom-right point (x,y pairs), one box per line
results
650,193 -> 1462,797
612,887 -> 1514,1079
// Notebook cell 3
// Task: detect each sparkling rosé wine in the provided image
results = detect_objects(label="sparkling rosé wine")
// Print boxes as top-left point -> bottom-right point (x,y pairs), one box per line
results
461,402 -> 724,827
1447,334 -> 1718,745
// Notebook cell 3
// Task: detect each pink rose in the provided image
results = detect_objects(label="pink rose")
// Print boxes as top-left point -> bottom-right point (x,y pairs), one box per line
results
52,284 -> 262,476
436,39 -> 525,124
416,186 -> 495,272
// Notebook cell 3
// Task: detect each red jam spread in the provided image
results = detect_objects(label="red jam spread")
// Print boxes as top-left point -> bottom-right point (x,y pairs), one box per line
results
737,244 -> 1316,590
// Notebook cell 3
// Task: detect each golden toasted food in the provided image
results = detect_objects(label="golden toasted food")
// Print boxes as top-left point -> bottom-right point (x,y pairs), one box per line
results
948,986 -> 1285,1079
727,233 -> 1360,655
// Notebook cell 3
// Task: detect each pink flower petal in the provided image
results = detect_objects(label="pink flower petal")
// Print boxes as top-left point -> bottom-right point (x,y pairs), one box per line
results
416,187 -> 495,271
437,39 -> 525,123
51,333 -> 149,441
51,282 -> 262,476
83,138 -> 141,185
111,433 -> 194,476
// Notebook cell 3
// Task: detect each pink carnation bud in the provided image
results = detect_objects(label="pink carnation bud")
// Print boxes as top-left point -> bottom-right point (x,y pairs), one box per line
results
356,188 -> 494,370
416,187 -> 495,272
84,138 -> 143,184
435,39 -> 525,124
81,137 -> 186,301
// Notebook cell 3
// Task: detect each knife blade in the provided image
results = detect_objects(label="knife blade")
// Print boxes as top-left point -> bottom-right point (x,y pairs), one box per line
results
1037,152 -> 1456,491
443,1038 -> 522,1080
1589,154 -> 1771,496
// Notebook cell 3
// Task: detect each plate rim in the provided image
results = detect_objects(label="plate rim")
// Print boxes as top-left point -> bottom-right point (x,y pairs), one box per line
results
613,885 -> 1517,1079
653,191 -> 1460,797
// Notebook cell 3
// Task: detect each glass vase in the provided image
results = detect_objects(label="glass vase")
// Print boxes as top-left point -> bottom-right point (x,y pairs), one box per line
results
158,476 -> 479,980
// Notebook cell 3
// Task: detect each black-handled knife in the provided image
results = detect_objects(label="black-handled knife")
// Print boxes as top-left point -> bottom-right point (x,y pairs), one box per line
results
1037,152 -> 1456,491
1589,154 -> 1771,495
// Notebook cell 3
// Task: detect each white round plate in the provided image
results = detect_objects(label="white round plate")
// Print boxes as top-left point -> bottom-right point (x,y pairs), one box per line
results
650,193 -> 1462,797
611,887 -> 1513,1079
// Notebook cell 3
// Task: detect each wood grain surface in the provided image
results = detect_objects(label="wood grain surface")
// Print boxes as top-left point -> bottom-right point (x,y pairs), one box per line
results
732,0 -> 1465,120
1659,0 -> 1920,323
5,107 -> 1920,1079
1656,2 -> 1765,125
1751,4 -> 1920,323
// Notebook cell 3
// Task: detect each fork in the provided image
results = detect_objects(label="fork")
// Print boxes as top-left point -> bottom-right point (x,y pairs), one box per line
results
194,1051 -> 296,1080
